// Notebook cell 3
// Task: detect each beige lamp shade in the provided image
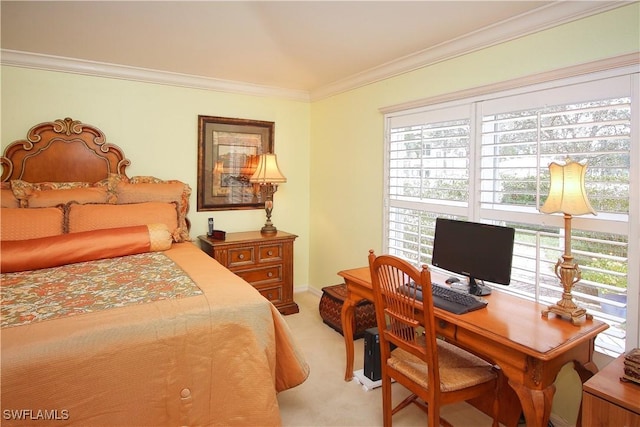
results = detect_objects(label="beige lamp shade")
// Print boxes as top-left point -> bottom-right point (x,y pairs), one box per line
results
540,158 -> 596,216
250,154 -> 287,184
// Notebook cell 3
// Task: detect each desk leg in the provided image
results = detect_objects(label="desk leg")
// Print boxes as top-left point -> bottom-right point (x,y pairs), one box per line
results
573,359 -> 598,427
509,380 -> 555,427
341,296 -> 357,381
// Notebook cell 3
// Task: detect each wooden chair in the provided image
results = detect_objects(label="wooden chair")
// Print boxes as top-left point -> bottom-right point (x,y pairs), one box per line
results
368,250 -> 499,427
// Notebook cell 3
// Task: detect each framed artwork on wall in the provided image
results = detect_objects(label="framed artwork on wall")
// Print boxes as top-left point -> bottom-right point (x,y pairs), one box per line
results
197,115 -> 274,211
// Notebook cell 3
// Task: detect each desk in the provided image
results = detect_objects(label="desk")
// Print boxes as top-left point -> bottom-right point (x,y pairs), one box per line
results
338,267 -> 609,427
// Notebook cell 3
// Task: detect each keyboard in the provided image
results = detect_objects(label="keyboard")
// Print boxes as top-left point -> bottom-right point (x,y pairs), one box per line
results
405,282 -> 488,314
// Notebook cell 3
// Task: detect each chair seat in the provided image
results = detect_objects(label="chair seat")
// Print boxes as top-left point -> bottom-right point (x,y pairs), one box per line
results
388,338 -> 496,392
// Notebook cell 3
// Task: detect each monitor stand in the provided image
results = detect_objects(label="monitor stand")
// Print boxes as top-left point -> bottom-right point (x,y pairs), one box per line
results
469,277 -> 492,296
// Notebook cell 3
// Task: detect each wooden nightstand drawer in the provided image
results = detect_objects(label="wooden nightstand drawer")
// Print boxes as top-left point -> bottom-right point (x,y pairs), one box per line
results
235,265 -> 282,285
257,284 -> 283,305
228,247 -> 255,267
258,244 -> 282,262
198,231 -> 299,315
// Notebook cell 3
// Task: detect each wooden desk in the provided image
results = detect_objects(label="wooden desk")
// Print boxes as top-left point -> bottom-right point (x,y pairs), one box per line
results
582,354 -> 640,426
338,267 -> 609,427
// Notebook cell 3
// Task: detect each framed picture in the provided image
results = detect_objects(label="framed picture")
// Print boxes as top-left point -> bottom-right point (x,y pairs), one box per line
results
197,115 -> 274,211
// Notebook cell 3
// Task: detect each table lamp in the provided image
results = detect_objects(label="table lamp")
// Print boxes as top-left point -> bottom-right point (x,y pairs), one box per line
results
540,157 -> 596,325
250,153 -> 286,235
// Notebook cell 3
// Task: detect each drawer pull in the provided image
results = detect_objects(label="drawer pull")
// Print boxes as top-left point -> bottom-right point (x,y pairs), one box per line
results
438,320 -> 448,329
267,250 -> 274,256
238,254 -> 245,260
267,272 -> 274,278
268,292 -> 273,299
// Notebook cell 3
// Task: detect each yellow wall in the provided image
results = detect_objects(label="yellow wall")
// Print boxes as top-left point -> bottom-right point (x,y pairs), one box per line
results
0,67 -> 312,286
309,3 -> 640,289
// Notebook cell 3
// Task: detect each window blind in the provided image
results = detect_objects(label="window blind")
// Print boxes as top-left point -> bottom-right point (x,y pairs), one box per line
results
384,72 -> 637,356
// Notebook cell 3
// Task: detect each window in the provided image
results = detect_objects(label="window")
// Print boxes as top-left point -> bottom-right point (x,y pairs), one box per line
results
384,71 -> 638,356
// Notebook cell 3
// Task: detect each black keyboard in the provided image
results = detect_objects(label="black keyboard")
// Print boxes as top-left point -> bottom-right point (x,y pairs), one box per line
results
405,282 -> 488,314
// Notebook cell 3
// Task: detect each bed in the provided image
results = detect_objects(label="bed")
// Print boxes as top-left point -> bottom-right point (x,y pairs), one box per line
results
0,118 -> 309,426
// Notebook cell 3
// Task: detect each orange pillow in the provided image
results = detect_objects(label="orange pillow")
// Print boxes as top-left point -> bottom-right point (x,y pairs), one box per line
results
26,187 -> 110,208
67,202 -> 180,241
1,189 -> 19,208
116,180 -> 185,204
0,207 -> 65,241
116,176 -> 191,242
1,224 -> 172,273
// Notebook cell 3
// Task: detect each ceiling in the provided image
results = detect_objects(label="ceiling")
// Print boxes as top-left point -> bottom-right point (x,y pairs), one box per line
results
0,1 -> 627,98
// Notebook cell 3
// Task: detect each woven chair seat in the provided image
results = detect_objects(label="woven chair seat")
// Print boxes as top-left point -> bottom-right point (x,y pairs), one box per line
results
388,338 -> 496,392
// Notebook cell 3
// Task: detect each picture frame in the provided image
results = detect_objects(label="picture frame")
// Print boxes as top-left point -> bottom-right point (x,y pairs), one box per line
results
197,115 -> 274,211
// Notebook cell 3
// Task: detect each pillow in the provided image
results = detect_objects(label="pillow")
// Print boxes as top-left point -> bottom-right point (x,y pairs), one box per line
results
0,207 -> 65,241
1,224 -> 172,273
67,202 -> 181,241
10,175 -> 120,208
19,186 -> 110,208
116,176 -> 191,241
1,186 -> 19,208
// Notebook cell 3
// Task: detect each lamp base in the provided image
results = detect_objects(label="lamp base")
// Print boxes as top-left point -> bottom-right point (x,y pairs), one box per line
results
258,185 -> 278,236
541,304 -> 592,325
540,250 -> 594,325
260,224 -> 278,235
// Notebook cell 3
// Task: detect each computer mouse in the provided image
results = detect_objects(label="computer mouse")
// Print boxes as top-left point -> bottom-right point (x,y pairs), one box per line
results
445,277 -> 460,284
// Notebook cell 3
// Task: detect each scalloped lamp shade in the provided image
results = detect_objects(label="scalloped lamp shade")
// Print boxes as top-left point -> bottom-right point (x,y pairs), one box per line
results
540,158 -> 595,216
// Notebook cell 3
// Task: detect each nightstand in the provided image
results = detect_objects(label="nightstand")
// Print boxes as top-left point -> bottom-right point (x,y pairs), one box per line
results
582,354 -> 640,426
198,231 -> 299,315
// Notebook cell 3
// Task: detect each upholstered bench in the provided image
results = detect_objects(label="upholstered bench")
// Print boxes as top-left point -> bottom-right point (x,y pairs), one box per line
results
319,284 -> 376,339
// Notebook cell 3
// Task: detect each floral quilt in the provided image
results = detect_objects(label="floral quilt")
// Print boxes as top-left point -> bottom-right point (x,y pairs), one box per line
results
1,252 -> 203,328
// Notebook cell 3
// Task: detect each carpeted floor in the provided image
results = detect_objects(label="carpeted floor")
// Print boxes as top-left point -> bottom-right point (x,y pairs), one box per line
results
277,291 -> 498,426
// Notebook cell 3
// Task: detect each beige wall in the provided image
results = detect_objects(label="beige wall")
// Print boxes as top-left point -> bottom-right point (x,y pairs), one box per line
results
0,67 -> 312,287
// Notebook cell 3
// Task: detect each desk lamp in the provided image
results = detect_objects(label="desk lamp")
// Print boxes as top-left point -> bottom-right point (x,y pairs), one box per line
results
540,157 -> 596,325
250,153 -> 286,235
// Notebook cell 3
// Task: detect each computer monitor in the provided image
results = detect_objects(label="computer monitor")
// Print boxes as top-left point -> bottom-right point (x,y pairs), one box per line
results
431,218 -> 515,296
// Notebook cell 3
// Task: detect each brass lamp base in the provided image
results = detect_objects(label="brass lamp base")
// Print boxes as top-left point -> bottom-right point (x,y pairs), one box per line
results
541,256 -> 592,326
260,223 -> 278,235
258,184 -> 279,236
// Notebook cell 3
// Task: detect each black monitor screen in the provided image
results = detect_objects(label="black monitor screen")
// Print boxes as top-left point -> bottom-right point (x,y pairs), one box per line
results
432,218 -> 515,294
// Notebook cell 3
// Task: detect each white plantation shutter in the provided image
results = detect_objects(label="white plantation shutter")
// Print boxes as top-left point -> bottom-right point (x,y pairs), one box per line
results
384,71 -> 637,356
387,104 -> 471,265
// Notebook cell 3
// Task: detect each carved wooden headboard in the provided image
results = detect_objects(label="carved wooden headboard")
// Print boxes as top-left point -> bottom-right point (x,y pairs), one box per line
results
1,118 -> 130,182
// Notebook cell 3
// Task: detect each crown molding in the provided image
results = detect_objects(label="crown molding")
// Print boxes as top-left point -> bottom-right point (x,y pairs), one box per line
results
380,53 -> 639,114
309,0 -> 632,100
0,1 -> 631,102
0,49 -> 310,102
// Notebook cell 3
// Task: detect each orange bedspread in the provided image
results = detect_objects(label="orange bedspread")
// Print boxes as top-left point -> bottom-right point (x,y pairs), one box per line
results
0,242 -> 309,426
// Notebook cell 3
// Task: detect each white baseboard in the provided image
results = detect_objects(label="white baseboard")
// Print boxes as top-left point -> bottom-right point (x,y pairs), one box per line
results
294,286 -> 322,297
